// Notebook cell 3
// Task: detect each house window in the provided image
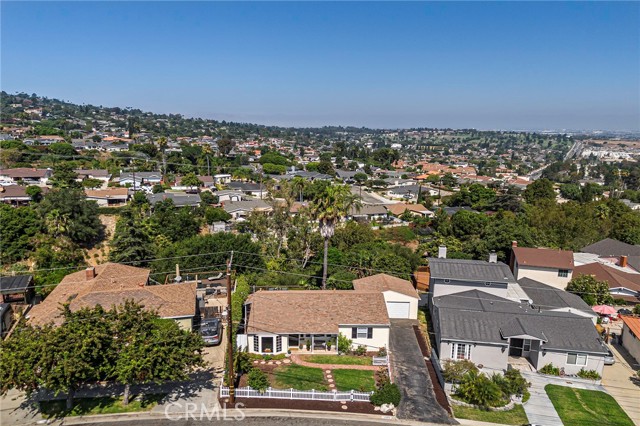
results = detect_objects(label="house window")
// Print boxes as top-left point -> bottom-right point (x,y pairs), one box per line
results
566,353 -> 587,366
450,343 -> 471,360
352,327 -> 372,339
253,336 -> 259,352
558,269 -> 569,278
523,339 -> 531,352
276,336 -> 282,353
485,282 -> 491,286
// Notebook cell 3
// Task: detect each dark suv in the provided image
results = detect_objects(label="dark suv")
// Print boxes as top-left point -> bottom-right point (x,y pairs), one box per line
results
200,318 -> 222,346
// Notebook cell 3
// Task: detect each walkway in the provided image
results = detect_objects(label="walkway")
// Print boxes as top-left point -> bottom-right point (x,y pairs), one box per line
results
602,343 -> 640,425
290,354 -> 380,370
389,319 -> 454,424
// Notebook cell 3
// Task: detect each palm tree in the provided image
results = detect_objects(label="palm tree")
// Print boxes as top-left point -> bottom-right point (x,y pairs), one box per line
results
311,184 -> 361,289
291,176 -> 307,203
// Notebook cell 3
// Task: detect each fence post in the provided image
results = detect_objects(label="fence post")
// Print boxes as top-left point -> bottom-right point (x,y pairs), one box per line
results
350,389 -> 354,402
312,389 -> 315,400
290,388 -> 293,399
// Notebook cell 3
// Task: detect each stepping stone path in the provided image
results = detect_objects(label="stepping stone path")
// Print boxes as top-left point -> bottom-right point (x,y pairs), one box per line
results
323,369 -> 336,390
282,359 -> 291,364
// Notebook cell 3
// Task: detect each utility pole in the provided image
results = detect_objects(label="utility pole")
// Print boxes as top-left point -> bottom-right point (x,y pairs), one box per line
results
226,250 -> 235,404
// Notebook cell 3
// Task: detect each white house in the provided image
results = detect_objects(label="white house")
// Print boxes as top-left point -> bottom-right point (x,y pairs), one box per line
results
510,244 -> 574,290
620,316 -> 640,365
0,168 -> 52,186
352,273 -> 419,319
240,290 -> 390,355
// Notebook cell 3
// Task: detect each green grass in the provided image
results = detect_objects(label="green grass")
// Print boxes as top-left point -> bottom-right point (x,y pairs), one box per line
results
332,369 -> 376,392
303,354 -> 372,366
452,404 -> 528,425
39,394 -> 165,418
545,385 -> 633,426
273,364 -> 327,391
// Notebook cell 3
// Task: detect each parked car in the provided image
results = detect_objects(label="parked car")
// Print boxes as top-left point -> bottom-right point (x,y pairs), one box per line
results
604,347 -> 615,365
200,318 -> 222,346
617,308 -> 633,315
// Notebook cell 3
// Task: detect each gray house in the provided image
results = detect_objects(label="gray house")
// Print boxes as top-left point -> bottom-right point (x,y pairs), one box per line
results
432,289 -> 608,375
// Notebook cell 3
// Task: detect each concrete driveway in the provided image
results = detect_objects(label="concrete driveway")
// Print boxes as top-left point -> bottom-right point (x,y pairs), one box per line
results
602,343 -> 640,425
388,319 -> 454,424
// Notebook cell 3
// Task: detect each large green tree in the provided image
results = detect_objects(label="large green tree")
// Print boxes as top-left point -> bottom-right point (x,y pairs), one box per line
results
523,178 -> 555,204
38,189 -> 104,245
566,274 -> 613,306
0,204 -> 42,264
109,212 -> 154,266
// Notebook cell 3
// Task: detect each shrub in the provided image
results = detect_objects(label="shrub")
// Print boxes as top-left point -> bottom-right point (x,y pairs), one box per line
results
577,369 -> 601,380
305,339 -> 311,351
338,333 -> 352,354
370,382 -> 401,407
540,363 -> 560,376
375,368 -> 391,388
501,369 -> 530,397
354,345 -> 367,356
235,351 -> 253,374
613,298 -> 627,306
454,370 -> 503,408
247,368 -> 270,392
377,347 -> 387,357
634,304 -> 640,315
442,359 -> 478,383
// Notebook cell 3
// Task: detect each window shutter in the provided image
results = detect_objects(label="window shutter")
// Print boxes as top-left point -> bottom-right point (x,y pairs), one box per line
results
352,327 -> 357,339
253,335 -> 259,352
367,328 -> 373,339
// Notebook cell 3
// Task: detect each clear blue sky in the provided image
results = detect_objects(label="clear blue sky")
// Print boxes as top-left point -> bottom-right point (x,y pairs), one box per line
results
2,1 -> 639,130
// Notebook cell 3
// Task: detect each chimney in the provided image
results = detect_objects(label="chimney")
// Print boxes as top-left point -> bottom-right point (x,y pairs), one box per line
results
438,246 -> 447,259
489,252 -> 498,263
85,267 -> 96,280
511,241 -> 518,248
620,256 -> 628,268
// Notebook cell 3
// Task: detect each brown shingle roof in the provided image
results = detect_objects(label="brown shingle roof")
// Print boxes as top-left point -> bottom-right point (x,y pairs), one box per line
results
385,203 -> 431,216
573,263 -> 640,293
28,263 -> 196,326
513,247 -> 574,270
85,188 -> 129,198
352,274 -> 419,299
245,290 -> 389,334
0,168 -> 49,178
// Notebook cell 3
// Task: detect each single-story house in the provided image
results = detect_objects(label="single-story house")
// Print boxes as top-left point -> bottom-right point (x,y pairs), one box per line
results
85,188 -> 130,206
432,289 -> 608,375
385,203 -> 434,218
74,169 -> 112,186
239,290 -> 390,354
0,185 -> 32,206
119,171 -> 162,187
0,275 -> 34,304
0,168 -> 52,186
27,263 -> 197,330
385,184 -> 425,201
619,316 -> 640,366
510,243 -> 574,290
213,174 -> 232,185
348,204 -> 388,222
573,262 -> 640,304
147,192 -> 202,208
227,182 -> 268,199
214,190 -> 244,203
222,199 -> 272,220
353,273 -> 419,319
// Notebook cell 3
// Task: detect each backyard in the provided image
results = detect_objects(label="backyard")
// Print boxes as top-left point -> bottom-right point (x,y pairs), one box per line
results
39,394 -> 165,418
545,384 -> 634,426
452,404 -> 528,425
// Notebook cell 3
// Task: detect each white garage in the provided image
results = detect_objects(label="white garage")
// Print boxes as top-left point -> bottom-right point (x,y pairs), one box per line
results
352,273 -> 420,320
386,301 -> 411,319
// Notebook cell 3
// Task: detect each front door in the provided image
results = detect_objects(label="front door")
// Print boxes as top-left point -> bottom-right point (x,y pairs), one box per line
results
509,338 -> 524,357
261,336 -> 274,353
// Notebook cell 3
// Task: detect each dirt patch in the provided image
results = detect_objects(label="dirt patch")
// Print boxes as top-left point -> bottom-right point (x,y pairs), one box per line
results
221,397 -> 384,415
85,215 -> 118,266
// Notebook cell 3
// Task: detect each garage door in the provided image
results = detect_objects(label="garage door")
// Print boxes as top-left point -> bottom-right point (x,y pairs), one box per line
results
387,301 -> 410,318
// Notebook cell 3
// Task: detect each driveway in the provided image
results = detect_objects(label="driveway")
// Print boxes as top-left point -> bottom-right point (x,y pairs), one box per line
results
388,319 -> 454,424
602,343 -> 640,425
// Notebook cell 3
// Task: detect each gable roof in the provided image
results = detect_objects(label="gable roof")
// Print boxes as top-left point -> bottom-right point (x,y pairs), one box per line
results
352,274 -> 418,299
581,238 -> 640,257
0,168 -> 50,179
0,185 -> 30,199
0,275 -> 33,294
245,290 -> 389,334
85,188 -> 129,199
428,258 -> 516,283
350,204 -> 388,216
27,263 -> 196,326
513,247 -> 574,270
518,278 -> 594,314
573,263 -> 640,293
434,290 -> 606,354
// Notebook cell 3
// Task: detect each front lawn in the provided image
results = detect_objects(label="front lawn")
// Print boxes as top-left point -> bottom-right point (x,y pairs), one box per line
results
452,404 -> 528,425
40,394 -> 165,418
273,364 -> 327,391
545,384 -> 634,426
332,369 -> 376,392
303,354 -> 372,366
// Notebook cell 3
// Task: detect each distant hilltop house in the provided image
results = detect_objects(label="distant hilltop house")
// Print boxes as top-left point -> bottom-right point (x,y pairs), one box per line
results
85,188 -> 130,207
74,169 -> 112,186
119,171 -> 162,187
146,192 -> 202,208
0,168 -> 52,186
0,185 -> 34,206
27,263 -> 197,330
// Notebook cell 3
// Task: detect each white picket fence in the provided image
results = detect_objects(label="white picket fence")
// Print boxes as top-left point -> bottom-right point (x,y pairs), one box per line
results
372,355 -> 389,366
219,386 -> 373,402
